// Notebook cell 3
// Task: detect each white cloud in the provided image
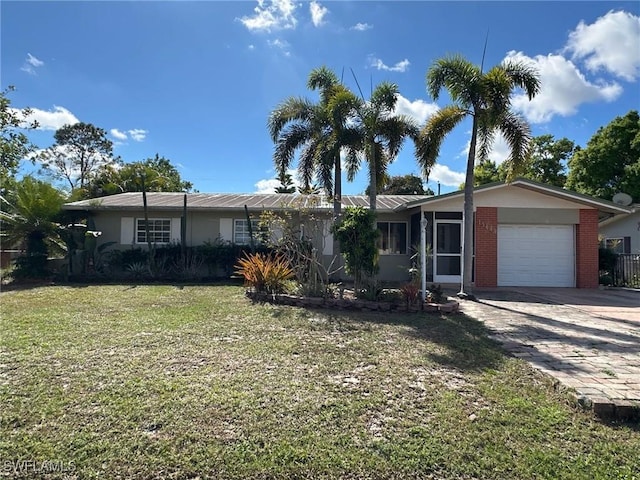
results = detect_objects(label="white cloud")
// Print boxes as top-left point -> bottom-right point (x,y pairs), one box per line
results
255,178 -> 283,193
128,129 -> 148,141
310,1 -> 328,27
239,0 -> 297,32
254,168 -> 300,193
458,131 -> 534,166
505,51 -> 622,124
428,164 -> 465,187
110,128 -> 128,141
267,38 -> 291,56
369,56 -> 410,73
394,95 -> 439,125
351,22 -> 372,31
487,134 -> 511,165
248,44 -> 256,50
26,53 -> 44,67
21,53 -> 44,75
11,105 -> 79,130
565,10 -> 640,81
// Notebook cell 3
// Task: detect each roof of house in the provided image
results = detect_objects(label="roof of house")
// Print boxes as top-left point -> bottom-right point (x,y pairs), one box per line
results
62,178 -> 633,216
398,178 -> 633,215
62,192 -> 431,213
599,203 -> 639,227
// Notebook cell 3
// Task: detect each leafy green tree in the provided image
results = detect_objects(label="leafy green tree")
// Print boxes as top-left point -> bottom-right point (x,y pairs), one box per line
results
365,174 -> 432,195
566,110 -> 640,202
525,135 -> 574,187
467,160 -> 502,187
0,176 -> 65,278
87,154 -> 193,197
331,206 -> 379,292
468,135 -> 575,188
343,82 -> 421,211
418,54 -> 540,297
39,122 -> 118,190
1,86 -> 38,191
274,171 -> 296,193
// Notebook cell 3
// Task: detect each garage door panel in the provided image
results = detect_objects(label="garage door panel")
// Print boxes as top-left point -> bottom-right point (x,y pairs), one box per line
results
498,225 -> 575,287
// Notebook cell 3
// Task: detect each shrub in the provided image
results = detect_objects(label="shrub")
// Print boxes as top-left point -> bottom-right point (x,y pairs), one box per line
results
426,284 -> 444,304
331,207 -> 379,291
11,254 -> 49,280
401,282 -> 420,306
235,252 -> 294,294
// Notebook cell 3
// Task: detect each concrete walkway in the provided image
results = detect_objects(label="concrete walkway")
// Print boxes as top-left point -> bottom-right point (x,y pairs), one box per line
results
458,288 -> 640,419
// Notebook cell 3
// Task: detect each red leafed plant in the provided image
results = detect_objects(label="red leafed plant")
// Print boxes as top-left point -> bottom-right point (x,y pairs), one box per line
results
400,282 -> 420,306
234,252 -> 294,294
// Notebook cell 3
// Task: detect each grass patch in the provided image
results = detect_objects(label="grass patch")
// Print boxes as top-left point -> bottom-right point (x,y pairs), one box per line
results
1,285 -> 639,479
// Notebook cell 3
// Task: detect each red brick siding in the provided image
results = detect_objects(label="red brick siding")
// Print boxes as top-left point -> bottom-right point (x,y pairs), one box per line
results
475,207 -> 498,287
576,209 -> 599,288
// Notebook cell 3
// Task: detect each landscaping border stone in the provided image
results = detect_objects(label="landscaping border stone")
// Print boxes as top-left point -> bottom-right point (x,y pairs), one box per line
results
246,290 -> 460,314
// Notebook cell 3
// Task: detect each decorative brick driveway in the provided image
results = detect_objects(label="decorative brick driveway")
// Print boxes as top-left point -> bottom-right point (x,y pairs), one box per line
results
458,288 -> 640,419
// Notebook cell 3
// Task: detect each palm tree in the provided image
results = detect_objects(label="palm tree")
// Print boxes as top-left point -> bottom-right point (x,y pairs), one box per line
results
344,81 -> 420,211
418,55 -> 539,298
0,176 -> 66,277
267,66 -> 356,220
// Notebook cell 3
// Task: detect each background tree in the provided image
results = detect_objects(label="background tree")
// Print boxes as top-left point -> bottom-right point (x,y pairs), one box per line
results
274,171 -> 296,193
418,54 -> 539,298
0,176 -> 65,278
344,81 -> 420,211
468,135 -> 574,188
365,174 -> 433,195
87,154 -> 193,197
566,110 -> 640,202
524,134 -> 574,187
1,86 -> 38,192
39,122 -> 118,191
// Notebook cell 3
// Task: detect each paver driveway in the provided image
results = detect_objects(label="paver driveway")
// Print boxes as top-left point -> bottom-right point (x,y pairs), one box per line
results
458,288 -> 640,417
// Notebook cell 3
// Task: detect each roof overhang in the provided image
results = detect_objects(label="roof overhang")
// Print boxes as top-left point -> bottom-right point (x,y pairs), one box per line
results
397,178 -> 633,216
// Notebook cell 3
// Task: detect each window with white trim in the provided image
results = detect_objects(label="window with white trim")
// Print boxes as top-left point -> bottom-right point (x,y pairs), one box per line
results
136,219 -> 171,244
377,222 -> 407,255
234,219 -> 264,245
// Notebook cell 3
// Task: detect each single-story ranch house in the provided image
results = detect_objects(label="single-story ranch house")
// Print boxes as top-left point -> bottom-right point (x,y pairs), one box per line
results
63,178 -> 632,288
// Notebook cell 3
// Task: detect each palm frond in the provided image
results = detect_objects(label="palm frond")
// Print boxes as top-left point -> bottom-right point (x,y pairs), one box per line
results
416,105 -> 468,173
273,123 -> 313,174
426,55 -> 481,105
267,97 -> 316,141
501,60 -> 541,100
499,111 -> 532,181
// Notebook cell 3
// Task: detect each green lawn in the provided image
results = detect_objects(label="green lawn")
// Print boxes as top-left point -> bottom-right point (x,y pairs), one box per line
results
1,285 -> 638,479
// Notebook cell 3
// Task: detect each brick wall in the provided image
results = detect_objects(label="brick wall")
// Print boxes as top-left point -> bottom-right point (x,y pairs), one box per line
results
475,207 -> 498,287
576,209 -> 599,288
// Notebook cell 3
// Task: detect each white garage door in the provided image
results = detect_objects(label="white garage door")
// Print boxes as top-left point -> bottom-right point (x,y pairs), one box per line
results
498,225 -> 575,287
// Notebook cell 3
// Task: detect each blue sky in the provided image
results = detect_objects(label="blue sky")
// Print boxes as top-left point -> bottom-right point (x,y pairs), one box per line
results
2,1 -> 639,195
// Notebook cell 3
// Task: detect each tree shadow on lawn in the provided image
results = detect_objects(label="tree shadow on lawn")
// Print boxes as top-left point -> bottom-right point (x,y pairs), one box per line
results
308,307 -> 507,374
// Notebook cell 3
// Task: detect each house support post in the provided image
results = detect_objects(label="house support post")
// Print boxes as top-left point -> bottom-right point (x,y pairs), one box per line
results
421,213 -> 428,302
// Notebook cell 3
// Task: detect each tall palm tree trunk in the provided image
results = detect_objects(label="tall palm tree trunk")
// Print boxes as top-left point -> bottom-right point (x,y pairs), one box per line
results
332,152 -> 343,278
368,139 -> 377,212
459,117 -> 477,299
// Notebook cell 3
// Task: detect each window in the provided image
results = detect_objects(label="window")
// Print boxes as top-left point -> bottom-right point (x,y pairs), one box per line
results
136,219 -> 171,244
377,222 -> 407,255
234,219 -> 264,245
605,237 -> 630,254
